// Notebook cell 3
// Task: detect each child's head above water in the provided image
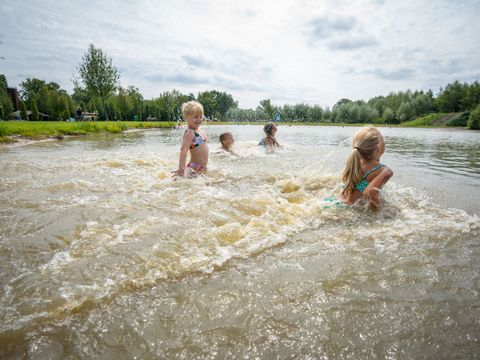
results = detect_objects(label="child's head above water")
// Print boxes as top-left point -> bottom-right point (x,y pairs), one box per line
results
263,122 -> 277,136
219,132 -> 234,150
181,101 -> 204,129
342,126 -> 385,194
351,126 -> 384,160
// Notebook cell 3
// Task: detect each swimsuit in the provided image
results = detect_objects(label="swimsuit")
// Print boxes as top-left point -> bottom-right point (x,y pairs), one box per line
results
258,138 -> 266,146
354,164 -> 385,192
322,195 -> 347,209
187,162 -> 207,172
188,130 -> 207,149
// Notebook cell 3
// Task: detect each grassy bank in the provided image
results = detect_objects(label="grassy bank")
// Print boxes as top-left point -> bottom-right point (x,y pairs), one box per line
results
401,113 -> 448,127
0,121 -> 175,143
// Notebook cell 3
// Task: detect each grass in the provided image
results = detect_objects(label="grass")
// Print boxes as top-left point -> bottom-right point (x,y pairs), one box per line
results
0,121 -> 175,142
400,113 -> 447,127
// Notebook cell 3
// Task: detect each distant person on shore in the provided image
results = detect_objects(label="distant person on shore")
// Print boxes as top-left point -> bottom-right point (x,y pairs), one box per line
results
76,106 -> 83,121
217,132 -> 238,156
338,126 -> 393,211
259,122 -> 281,152
172,101 -> 208,177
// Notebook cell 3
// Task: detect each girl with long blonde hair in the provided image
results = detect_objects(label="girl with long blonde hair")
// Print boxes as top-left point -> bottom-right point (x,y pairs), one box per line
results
339,126 -> 393,210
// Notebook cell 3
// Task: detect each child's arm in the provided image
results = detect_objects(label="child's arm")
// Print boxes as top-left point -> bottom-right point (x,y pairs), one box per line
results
172,130 -> 194,177
364,167 -> 394,211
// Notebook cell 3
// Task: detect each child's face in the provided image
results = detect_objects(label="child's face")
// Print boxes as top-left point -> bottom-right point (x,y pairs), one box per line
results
222,134 -> 234,148
185,113 -> 204,129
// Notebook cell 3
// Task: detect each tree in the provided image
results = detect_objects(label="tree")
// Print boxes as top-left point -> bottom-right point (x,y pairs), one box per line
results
259,99 -> 275,120
76,44 -> 120,120
19,78 -> 47,102
61,97 -> 71,120
383,107 -> 394,123
0,74 -> 13,119
468,104 -> 480,130
20,101 -> 28,120
30,98 -> 39,121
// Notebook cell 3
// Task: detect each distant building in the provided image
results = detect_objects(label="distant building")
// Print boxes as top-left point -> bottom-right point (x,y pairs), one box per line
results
7,88 -> 19,111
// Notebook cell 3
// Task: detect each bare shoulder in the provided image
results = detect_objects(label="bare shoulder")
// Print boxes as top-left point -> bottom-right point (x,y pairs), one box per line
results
381,166 -> 393,180
183,128 -> 195,137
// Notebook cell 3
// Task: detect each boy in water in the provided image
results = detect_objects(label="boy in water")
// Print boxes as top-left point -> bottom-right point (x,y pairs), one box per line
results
218,132 -> 238,155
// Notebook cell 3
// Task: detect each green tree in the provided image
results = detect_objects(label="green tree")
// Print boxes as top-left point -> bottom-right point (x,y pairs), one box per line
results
468,104 -> 480,130
76,44 -> 120,120
0,74 -> 13,119
19,78 -> 46,102
30,98 -> 39,121
259,99 -> 275,120
383,107 -> 394,123
61,97 -> 70,120
20,101 -> 28,120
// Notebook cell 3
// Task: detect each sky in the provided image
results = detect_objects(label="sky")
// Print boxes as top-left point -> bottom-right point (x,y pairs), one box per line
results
1,0 -> 479,108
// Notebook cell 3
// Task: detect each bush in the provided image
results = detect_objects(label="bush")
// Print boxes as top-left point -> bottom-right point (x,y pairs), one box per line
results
468,104 -> 480,130
446,111 -> 469,127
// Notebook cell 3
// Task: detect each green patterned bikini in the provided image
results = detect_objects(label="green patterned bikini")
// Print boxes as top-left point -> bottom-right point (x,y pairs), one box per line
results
323,164 -> 385,209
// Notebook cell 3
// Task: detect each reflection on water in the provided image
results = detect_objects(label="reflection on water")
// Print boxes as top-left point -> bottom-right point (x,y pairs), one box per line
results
0,126 -> 479,358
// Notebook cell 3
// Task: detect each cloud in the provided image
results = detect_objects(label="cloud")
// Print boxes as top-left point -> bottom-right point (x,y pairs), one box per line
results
372,67 -> 416,80
182,55 -> 212,69
307,16 -> 357,40
327,36 -> 378,50
305,14 -> 378,51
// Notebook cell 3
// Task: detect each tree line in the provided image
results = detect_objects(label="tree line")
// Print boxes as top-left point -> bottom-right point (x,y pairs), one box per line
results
1,44 -> 479,128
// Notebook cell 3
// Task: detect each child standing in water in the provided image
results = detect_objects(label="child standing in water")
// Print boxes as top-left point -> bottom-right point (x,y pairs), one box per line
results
259,122 -> 281,152
218,132 -> 238,155
172,101 -> 209,177
339,126 -> 393,210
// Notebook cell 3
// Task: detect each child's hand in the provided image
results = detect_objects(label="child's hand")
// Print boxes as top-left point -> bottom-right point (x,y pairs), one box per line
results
171,168 -> 185,177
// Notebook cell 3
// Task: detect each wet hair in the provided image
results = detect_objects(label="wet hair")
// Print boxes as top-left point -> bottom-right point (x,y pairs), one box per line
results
263,122 -> 280,147
263,122 -> 277,136
181,100 -> 204,118
341,126 -> 383,195
219,132 -> 232,144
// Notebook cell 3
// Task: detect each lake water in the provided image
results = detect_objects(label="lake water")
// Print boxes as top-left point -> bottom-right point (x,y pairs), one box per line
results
0,125 -> 479,359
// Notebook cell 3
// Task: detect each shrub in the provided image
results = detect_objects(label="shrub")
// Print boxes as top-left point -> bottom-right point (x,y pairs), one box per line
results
446,111 -> 469,127
467,104 -> 480,130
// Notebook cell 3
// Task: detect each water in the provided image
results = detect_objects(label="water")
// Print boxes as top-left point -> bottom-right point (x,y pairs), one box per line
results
0,125 -> 479,359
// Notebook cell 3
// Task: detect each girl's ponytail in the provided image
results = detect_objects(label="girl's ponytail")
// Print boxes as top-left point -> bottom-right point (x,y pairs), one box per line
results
342,148 -> 363,195
341,126 -> 381,195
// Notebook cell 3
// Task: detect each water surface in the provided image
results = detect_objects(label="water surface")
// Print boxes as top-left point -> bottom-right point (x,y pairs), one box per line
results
0,125 -> 479,358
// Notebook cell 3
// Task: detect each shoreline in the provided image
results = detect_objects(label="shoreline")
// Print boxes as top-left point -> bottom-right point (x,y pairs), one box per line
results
0,121 -> 470,148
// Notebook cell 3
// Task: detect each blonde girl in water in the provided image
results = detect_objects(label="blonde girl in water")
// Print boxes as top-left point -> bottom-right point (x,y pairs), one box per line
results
339,126 -> 393,210
172,101 -> 209,177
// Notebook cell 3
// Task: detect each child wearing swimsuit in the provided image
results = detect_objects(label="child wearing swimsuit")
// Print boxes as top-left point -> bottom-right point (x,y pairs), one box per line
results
259,122 -> 281,152
172,101 -> 209,177
338,126 -> 393,211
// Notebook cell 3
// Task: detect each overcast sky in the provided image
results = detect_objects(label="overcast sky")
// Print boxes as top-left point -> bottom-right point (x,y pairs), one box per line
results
1,0 -> 479,108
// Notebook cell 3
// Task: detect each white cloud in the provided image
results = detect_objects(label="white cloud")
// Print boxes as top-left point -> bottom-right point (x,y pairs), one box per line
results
0,0 -> 479,108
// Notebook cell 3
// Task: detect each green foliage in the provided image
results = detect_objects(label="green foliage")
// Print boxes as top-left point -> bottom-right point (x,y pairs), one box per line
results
196,90 -> 237,120
401,113 -> 447,127
76,44 -> 120,120
20,101 -> 28,120
20,78 -> 46,101
446,112 -> 469,127
435,81 -> 480,113
467,104 -> 480,130
0,88 -> 13,119
383,107 -> 394,122
0,74 -> 7,89
30,99 -> 39,121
